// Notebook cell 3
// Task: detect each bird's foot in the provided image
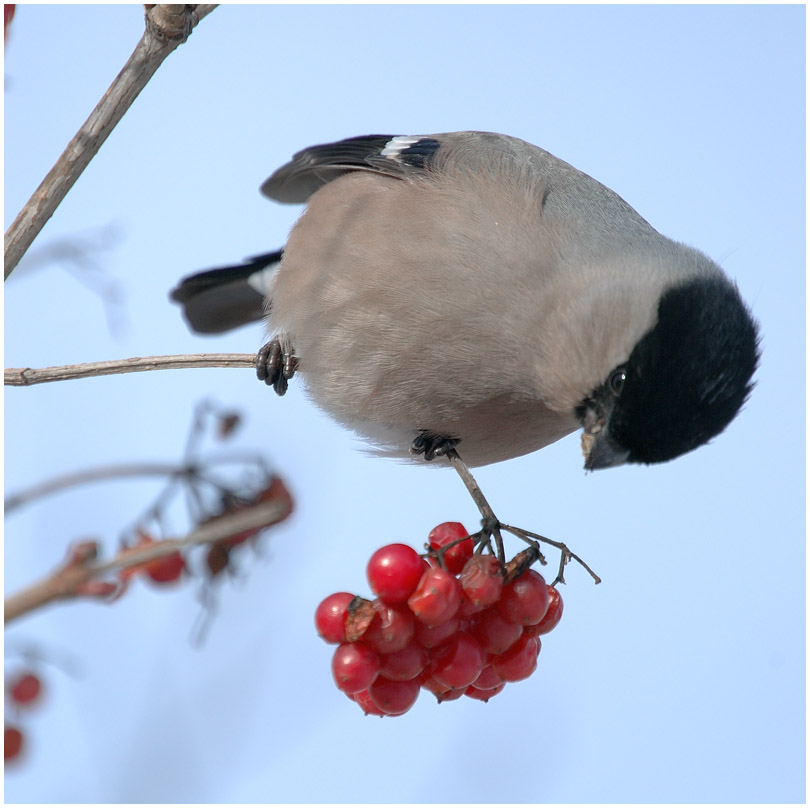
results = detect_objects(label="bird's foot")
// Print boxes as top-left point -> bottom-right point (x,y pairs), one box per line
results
256,337 -> 298,396
410,431 -> 460,461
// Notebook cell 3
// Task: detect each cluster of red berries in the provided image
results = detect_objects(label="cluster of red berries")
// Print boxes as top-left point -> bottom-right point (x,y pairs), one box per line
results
5,670 -> 44,763
315,522 -> 563,716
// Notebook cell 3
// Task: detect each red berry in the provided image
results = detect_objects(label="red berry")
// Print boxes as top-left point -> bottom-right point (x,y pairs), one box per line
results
8,672 -> 42,706
526,585 -> 564,636
498,569 -> 549,625
4,6 -> 15,39
4,726 -> 23,762
315,592 -> 356,644
366,544 -> 424,604
419,672 -> 451,696
379,639 -> 428,681
430,631 -> 486,690
331,642 -> 380,694
491,634 -> 540,682
469,607 -> 523,654
363,600 -> 415,654
414,615 -> 460,649
369,676 -> 420,715
470,664 -> 504,690
351,689 -> 386,716
428,522 -> 473,574
464,681 -> 506,701
435,686 -> 465,702
144,551 -> 185,584
459,555 -> 504,607
458,594 -> 490,618
407,566 -> 463,626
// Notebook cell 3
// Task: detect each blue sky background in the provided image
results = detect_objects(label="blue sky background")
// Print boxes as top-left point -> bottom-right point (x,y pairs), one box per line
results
3,4 -> 805,803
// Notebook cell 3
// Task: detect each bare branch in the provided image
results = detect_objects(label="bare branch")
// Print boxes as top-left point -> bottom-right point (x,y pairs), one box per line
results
4,4 -> 218,277
4,497 -> 290,625
4,462 -> 194,514
5,353 -> 256,386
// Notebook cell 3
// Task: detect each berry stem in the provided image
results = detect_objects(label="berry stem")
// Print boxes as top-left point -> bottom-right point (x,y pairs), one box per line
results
502,524 -> 601,586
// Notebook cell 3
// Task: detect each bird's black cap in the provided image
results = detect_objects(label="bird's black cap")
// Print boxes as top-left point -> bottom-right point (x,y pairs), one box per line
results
609,274 -> 760,465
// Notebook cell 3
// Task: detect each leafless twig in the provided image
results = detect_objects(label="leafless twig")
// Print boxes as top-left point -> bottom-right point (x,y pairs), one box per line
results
5,353 -> 256,386
5,462 -> 198,514
4,4 -> 218,278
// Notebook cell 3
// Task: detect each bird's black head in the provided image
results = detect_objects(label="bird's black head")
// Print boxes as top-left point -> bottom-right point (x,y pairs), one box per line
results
578,274 -> 760,469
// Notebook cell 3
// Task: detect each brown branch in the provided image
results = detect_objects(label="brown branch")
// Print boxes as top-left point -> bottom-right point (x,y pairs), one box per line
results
5,353 -> 257,386
4,4 -> 218,278
4,497 -> 290,625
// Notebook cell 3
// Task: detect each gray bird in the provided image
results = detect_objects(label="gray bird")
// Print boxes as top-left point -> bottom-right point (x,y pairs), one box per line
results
171,132 -> 760,472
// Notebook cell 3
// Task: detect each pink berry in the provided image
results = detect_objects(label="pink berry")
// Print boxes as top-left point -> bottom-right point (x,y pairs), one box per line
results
428,522 -> 473,574
498,569 -> 549,625
331,642 -> 380,694
459,555 -> 504,607
314,592 -> 355,644
366,544 -> 424,604
407,566 -> 463,626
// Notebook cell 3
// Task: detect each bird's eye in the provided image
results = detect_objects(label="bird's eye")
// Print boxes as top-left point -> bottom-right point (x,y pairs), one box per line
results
609,370 -> 627,396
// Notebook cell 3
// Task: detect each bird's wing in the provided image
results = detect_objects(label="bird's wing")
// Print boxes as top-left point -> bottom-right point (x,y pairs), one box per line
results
260,134 -> 444,203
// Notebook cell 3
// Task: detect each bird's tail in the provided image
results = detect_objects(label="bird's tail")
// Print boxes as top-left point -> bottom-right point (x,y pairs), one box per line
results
170,250 -> 282,334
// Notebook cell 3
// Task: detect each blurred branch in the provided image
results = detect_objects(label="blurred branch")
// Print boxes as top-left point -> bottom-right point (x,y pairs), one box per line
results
5,353 -> 256,386
3,4 -> 218,278
11,225 -> 129,339
5,462 -> 193,514
4,496 -> 290,625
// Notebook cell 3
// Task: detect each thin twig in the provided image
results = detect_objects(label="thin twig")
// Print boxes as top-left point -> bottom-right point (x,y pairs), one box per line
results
4,462 -> 195,514
5,353 -> 257,386
4,497 -> 290,625
503,524 -> 602,586
4,4 -> 218,278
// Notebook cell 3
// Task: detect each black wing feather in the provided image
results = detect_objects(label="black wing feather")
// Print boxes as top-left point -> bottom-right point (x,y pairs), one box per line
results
261,134 -> 442,203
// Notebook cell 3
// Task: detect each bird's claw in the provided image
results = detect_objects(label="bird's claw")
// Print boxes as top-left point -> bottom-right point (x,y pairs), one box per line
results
256,338 -> 298,396
410,431 -> 460,461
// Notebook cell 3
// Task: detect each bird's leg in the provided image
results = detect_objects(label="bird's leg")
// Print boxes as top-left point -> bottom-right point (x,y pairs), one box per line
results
256,337 -> 298,396
442,448 -> 506,562
422,442 -> 601,586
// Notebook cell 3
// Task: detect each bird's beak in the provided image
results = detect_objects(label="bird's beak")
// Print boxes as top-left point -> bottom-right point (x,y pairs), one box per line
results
580,403 -> 630,471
